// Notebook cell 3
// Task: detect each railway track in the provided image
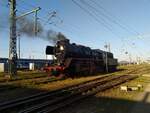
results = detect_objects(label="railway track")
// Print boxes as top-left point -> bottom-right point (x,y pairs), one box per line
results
0,74 -> 47,83
0,74 -> 138,113
0,77 -> 64,92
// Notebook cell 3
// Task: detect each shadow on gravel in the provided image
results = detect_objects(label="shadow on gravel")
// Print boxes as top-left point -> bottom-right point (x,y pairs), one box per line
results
55,94 -> 150,113
0,83 -> 150,113
1,74 -> 149,113
0,84 -> 47,103
116,68 -> 126,72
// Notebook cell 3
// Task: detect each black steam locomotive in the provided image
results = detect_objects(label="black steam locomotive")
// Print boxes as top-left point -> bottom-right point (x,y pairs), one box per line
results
45,39 -> 118,77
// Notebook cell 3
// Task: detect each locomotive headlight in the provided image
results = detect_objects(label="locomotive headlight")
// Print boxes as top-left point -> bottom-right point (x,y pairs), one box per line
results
60,46 -> 64,51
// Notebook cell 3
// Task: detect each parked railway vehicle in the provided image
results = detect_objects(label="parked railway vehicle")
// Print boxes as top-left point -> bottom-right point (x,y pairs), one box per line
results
45,39 -> 118,77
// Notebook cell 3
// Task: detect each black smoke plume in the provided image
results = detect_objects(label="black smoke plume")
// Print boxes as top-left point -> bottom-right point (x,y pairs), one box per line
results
17,17 -> 43,37
17,17 -> 67,44
46,30 -> 67,44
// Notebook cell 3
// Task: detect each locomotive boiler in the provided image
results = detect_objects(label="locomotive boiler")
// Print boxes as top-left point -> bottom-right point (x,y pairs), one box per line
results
45,39 -> 118,77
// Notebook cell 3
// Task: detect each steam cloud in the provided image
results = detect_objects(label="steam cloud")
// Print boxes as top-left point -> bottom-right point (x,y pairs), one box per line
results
17,17 -> 67,44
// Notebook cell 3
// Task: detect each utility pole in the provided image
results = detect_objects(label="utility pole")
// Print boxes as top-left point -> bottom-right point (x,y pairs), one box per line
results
104,43 -> 109,73
129,53 -> 132,65
105,51 -> 108,73
8,0 -> 17,77
104,43 -> 111,52
125,51 -> 132,65
17,33 -> 21,69
18,33 -> 21,60
108,43 -> 111,52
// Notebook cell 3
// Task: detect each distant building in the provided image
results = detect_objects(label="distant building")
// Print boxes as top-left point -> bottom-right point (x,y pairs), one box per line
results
119,61 -> 130,65
119,61 -> 137,65
145,60 -> 150,64
0,58 -> 52,72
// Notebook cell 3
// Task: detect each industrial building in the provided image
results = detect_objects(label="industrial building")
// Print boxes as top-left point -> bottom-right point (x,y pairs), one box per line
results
0,58 -> 51,72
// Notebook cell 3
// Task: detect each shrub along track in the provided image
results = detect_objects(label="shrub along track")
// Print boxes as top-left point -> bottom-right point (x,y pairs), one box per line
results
0,74 -> 138,113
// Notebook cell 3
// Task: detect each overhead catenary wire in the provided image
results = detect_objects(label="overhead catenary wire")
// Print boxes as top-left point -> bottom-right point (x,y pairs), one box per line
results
18,0 -> 144,47
18,0 -> 85,37
72,0 -> 113,31
1,0 -> 147,61
71,0 -> 121,43
71,1 -> 125,41
80,0 -> 146,42
18,0 -> 57,21
16,0 -> 98,48
72,0 -> 145,59
89,0 -> 150,44
1,0 -> 90,59
85,0 -> 141,38
84,0 -> 149,56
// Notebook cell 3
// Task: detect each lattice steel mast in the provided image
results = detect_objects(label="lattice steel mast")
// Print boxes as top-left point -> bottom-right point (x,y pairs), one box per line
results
8,0 -> 41,77
9,0 -> 17,77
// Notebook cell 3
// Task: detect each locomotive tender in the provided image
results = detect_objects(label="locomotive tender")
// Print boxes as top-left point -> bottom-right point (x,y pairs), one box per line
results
45,39 -> 118,77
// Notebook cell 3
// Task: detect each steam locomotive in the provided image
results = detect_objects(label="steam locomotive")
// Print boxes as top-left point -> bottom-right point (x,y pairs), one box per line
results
45,39 -> 118,77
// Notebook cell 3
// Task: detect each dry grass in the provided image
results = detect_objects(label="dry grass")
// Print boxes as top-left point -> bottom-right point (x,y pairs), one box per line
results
0,71 -> 48,82
0,74 -> 106,103
0,72 -> 5,77
1,64 -> 150,105
38,75 -> 105,91
96,76 -> 150,100
53,75 -> 150,113
52,64 -> 150,113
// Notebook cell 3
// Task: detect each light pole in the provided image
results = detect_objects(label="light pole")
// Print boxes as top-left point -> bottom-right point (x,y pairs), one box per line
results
125,51 -> 132,65
104,43 -> 109,73
17,33 -> 21,69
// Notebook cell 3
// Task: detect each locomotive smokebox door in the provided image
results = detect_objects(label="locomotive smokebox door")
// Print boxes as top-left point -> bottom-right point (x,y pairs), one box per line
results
46,46 -> 54,55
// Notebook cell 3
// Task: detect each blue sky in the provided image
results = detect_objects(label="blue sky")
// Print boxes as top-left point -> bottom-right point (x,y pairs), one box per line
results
1,0 -> 150,61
